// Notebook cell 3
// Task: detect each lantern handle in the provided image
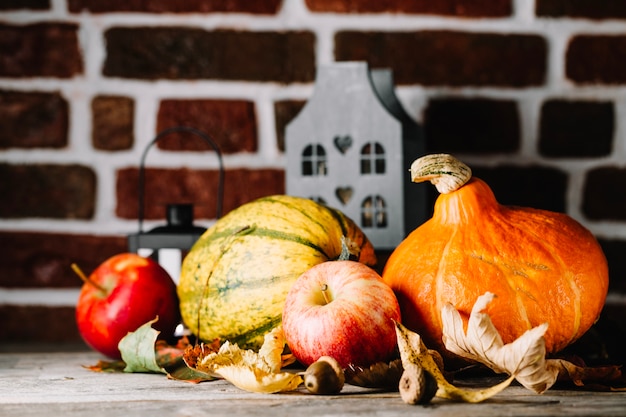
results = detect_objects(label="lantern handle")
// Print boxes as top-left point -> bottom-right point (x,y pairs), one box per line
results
136,126 -> 224,234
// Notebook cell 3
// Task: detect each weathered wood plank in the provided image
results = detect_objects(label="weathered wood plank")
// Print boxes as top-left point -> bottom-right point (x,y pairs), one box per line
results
1,352 -> 625,417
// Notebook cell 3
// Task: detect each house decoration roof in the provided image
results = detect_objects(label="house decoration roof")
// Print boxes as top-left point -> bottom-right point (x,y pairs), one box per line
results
285,61 -> 428,250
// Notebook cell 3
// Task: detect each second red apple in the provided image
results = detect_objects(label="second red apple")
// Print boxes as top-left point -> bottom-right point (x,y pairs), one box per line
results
282,260 -> 401,368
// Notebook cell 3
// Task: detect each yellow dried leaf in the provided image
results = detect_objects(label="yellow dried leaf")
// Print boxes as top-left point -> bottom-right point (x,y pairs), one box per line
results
194,326 -> 303,394
214,363 -> 303,394
258,326 -> 288,373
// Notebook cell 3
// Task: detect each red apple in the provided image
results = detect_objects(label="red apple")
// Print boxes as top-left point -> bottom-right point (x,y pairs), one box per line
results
74,253 -> 180,359
282,260 -> 401,368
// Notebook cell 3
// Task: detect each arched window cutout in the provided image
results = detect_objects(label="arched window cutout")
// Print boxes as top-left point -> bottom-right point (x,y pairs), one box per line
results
361,195 -> 387,228
360,142 -> 385,174
302,144 -> 327,176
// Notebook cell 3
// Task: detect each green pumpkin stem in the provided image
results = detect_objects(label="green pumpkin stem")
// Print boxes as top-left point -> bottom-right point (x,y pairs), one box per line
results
410,154 -> 472,194
338,236 -> 359,261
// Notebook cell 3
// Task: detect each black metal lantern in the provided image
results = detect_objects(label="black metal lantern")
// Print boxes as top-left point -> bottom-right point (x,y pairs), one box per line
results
127,126 -> 224,284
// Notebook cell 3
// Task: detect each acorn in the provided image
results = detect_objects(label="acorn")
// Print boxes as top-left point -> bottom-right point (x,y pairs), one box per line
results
399,362 -> 438,405
302,356 -> 345,395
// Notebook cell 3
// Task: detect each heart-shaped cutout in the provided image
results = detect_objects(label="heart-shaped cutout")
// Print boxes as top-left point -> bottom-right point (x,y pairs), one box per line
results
335,186 -> 353,205
333,135 -> 352,154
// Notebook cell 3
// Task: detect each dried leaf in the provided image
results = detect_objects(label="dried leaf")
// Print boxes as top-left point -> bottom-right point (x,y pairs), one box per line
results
83,323 -> 214,382
192,326 -> 303,394
83,360 -> 126,373
345,359 -> 404,390
158,339 -> 218,383
182,339 -> 222,370
118,317 -> 167,374
395,320 -> 514,403
258,324 -> 289,372
441,292 -> 558,393
551,358 -> 624,389
153,340 -> 185,370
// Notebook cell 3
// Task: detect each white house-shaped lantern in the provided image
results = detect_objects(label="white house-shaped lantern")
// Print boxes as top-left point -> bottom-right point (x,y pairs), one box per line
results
285,62 -> 428,249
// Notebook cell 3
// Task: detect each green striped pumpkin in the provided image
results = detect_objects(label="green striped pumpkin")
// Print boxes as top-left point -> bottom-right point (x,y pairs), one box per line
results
178,195 -> 377,348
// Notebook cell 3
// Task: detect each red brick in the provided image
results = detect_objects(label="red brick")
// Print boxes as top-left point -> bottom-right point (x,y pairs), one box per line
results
567,35 -> 626,84
274,100 -> 306,152
335,31 -> 546,87
224,169 -> 286,210
0,0 -> 49,10
472,165 -> 568,213
103,28 -> 315,82
68,0 -> 281,14
0,90 -> 68,149
0,306 -> 84,345
539,99 -> 614,158
583,167 -> 626,220
306,0 -> 511,17
116,168 -> 285,220
536,0 -> 626,20
0,164 -> 96,219
423,97 -> 520,153
92,96 -> 134,151
0,23 -> 83,78
0,232 -> 127,288
156,100 -> 257,154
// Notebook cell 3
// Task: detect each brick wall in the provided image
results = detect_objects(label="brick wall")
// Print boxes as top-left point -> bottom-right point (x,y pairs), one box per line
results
1,0 -> 626,346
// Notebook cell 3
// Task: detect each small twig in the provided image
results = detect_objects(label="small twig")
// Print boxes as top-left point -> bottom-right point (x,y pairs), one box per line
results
71,263 -> 107,294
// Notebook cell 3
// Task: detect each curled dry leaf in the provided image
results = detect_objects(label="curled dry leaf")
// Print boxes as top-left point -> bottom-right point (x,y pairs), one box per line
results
442,292 -> 558,393
190,326 -> 303,394
441,292 -> 624,393
258,324 -> 297,372
552,358 -> 624,389
398,292 -> 623,403
83,359 -> 126,373
182,339 -> 222,370
395,320 -> 514,403
118,317 -> 167,375
344,359 -> 404,390
86,320 -> 216,383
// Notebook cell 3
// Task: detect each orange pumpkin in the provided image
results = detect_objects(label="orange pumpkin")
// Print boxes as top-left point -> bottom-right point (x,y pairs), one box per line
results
383,154 -> 609,360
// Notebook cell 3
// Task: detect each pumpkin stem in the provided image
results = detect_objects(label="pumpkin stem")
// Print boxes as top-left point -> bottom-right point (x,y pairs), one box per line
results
320,284 -> 332,304
338,236 -> 360,261
410,154 -> 472,194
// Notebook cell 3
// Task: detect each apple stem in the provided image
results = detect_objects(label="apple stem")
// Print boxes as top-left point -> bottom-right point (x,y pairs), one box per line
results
320,284 -> 331,305
71,263 -> 107,294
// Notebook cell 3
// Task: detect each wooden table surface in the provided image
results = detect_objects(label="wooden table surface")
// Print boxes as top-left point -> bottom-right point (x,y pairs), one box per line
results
1,350 -> 625,417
